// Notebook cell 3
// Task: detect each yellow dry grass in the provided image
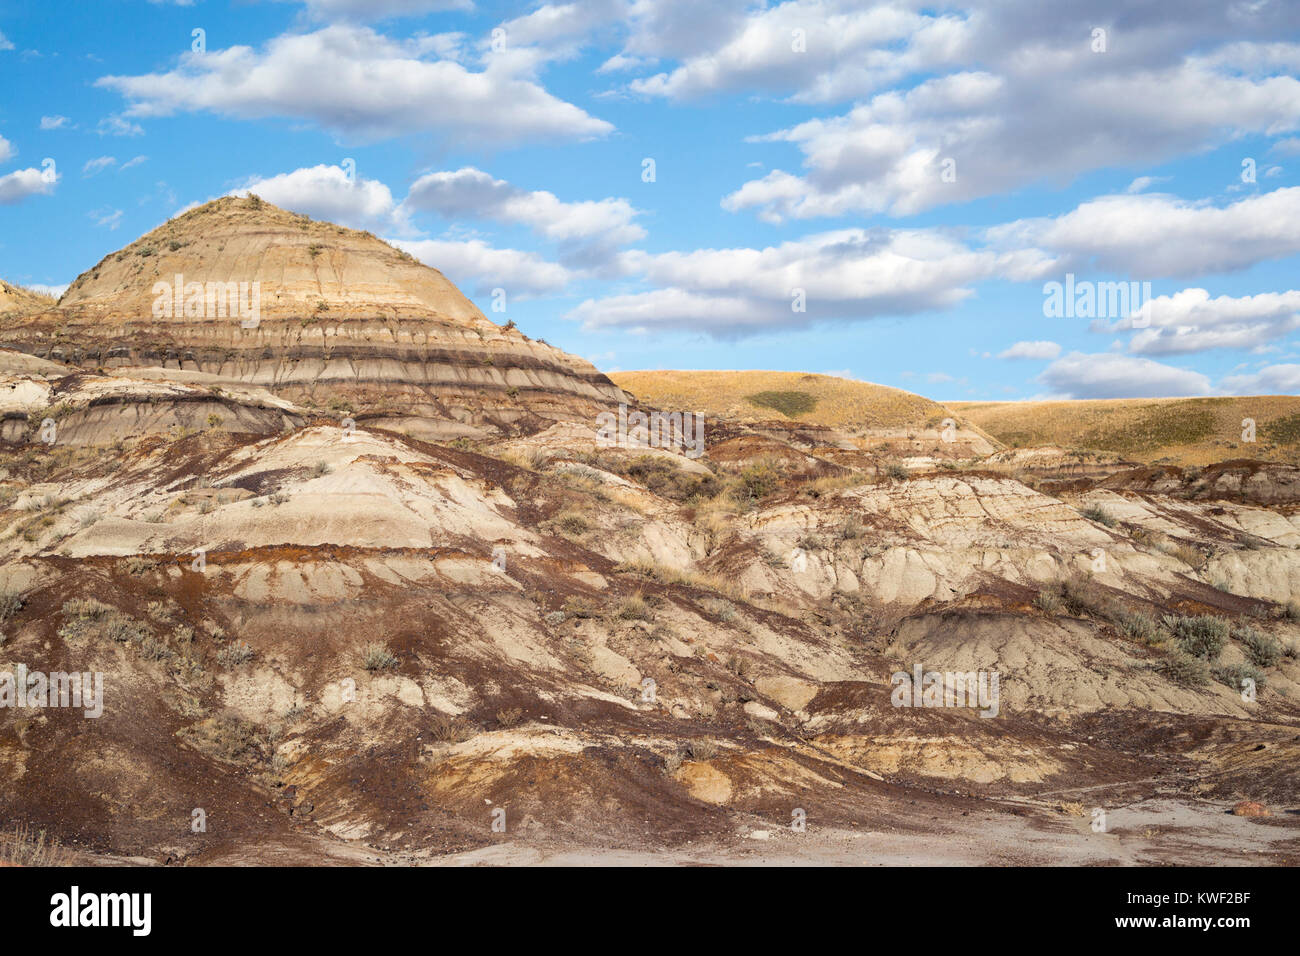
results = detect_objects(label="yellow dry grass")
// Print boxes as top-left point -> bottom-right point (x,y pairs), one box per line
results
610,370 -> 955,431
0,280 -> 57,317
952,395 -> 1300,465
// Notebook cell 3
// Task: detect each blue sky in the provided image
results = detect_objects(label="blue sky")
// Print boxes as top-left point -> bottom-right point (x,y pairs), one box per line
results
2,0 -> 1300,400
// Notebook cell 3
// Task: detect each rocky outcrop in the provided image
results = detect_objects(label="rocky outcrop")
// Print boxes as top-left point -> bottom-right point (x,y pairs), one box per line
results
0,198 -> 627,439
0,368 -> 305,444
1102,460 -> 1300,507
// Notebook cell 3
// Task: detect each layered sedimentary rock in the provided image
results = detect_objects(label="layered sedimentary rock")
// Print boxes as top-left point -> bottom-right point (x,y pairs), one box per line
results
0,197 -> 627,439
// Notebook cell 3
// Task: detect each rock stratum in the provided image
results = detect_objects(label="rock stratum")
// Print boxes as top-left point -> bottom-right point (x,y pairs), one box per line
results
0,205 -> 1298,867
0,197 -> 627,441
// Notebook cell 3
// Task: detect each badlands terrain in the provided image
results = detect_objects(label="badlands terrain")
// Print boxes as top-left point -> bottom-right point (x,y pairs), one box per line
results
1,197 -> 1298,866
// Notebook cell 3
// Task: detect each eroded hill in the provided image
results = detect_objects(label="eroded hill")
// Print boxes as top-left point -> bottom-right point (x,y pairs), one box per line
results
1,213 -> 1297,866
0,197 -> 628,443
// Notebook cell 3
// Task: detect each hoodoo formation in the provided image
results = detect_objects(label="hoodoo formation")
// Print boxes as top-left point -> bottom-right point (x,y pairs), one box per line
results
0,196 -> 627,441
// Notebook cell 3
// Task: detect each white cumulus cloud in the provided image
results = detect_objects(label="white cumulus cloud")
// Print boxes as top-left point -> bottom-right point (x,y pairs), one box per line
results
403,166 -> 643,264
1038,352 -> 1213,399
96,25 -> 613,147
392,238 -> 574,298
998,340 -> 1061,360
1117,288 -> 1300,355
234,164 -> 407,234
0,167 -> 56,204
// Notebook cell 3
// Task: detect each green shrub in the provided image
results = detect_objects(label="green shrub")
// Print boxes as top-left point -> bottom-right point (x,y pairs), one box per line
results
1057,578 -> 1115,618
1115,608 -> 1165,645
0,588 -> 24,623
139,635 -> 175,662
622,456 -> 719,502
737,462 -> 782,500
1212,662 -> 1265,692
1155,649 -> 1211,686
1234,625 -> 1283,668
1163,615 -> 1228,661
126,556 -> 158,575
59,600 -> 146,645
836,516 -> 865,541
796,533 -> 824,552
746,390 -> 817,418
1034,589 -> 1063,614
701,598 -> 737,622
1080,504 -> 1117,527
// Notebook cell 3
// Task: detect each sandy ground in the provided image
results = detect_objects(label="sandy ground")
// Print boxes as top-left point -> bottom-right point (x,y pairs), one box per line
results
416,798 -> 1297,866
174,795 -> 1292,867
